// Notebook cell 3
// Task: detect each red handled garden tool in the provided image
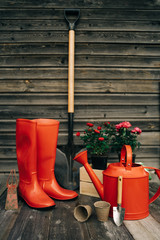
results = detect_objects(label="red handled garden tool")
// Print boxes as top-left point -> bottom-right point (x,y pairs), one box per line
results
64,9 -> 80,189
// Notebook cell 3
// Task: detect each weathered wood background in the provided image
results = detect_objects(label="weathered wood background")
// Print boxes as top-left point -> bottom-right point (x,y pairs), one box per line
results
0,0 -> 159,172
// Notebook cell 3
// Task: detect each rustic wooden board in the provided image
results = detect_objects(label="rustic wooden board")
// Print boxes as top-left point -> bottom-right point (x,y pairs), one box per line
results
1,43 -> 160,56
0,0 -> 160,9
0,145 -> 159,158
0,180 -> 22,240
0,175 -> 8,196
0,68 -> 160,80
0,132 -> 159,147
0,119 -> 159,133
0,80 -> 159,93
124,215 -> 160,240
48,200 -> 88,240
7,202 -> 52,240
1,31 -> 160,43
1,158 -> 156,172
149,188 -> 160,222
0,93 -> 158,106
0,161 -> 18,172
0,105 -> 159,119
1,55 -> 160,68
1,19 -> 160,31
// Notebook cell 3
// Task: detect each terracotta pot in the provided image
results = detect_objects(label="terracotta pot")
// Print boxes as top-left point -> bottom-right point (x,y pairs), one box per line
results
91,155 -> 108,170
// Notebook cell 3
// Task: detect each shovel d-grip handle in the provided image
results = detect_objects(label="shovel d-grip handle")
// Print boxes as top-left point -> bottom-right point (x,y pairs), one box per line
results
144,166 -> 160,204
120,145 -> 132,170
64,9 -> 80,30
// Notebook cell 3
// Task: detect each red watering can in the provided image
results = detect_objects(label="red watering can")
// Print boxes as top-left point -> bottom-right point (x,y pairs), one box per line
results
73,145 -> 160,220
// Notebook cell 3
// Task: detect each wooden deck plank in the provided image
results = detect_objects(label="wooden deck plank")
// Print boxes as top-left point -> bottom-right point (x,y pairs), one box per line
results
139,215 -> 160,239
49,200 -> 89,240
0,188 -> 23,240
149,183 -> 160,223
124,215 -> 160,240
7,200 -> 52,240
0,174 -> 8,196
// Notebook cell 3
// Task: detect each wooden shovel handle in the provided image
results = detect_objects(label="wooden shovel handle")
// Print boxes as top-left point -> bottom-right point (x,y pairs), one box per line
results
68,30 -> 75,113
117,176 -> 123,205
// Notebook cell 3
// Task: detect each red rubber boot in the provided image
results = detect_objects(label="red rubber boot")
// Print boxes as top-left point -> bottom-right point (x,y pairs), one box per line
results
16,119 -> 55,208
36,119 -> 78,200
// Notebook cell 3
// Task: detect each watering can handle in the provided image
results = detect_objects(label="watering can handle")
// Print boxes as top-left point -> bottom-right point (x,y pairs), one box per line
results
144,166 -> 160,204
120,145 -> 132,171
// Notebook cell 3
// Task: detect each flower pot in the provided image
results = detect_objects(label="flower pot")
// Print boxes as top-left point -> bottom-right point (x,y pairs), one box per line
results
91,155 -> 108,170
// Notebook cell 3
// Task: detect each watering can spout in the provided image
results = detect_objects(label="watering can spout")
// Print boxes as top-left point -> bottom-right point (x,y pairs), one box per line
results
73,150 -> 104,200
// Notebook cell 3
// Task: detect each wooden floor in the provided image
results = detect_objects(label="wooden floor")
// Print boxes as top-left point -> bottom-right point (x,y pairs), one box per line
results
0,175 -> 159,240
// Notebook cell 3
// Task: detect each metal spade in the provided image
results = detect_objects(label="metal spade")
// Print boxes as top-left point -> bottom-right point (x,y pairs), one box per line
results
113,176 -> 125,226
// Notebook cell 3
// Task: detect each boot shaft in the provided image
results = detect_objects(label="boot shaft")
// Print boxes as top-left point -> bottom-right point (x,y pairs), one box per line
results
36,119 -> 59,180
16,119 -> 37,182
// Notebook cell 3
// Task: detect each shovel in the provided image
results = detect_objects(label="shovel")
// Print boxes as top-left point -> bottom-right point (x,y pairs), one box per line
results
64,9 -> 80,189
113,176 -> 125,226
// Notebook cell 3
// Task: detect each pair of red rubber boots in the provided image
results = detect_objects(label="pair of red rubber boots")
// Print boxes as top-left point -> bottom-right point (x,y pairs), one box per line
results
16,119 -> 78,208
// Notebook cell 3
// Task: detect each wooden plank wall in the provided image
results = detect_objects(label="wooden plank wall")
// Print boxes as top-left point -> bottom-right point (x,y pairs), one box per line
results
0,0 -> 159,172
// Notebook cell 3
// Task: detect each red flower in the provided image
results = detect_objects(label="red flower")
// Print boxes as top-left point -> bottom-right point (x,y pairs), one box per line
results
76,132 -> 80,136
94,129 -> 100,134
131,127 -> 142,134
116,121 -> 131,130
88,129 -> 92,132
86,123 -> 94,127
116,123 -> 123,130
98,137 -> 104,141
122,121 -> 132,128
97,126 -> 101,130
104,122 -> 110,126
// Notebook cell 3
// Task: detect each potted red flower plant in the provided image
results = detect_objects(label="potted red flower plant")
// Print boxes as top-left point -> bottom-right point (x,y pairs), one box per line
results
111,121 -> 142,162
76,122 -> 115,169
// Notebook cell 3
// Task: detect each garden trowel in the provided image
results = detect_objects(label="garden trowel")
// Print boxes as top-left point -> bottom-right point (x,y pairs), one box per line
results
113,176 -> 125,226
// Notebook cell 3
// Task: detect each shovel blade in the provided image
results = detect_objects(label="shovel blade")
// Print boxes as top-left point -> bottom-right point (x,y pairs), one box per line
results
113,206 -> 125,226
